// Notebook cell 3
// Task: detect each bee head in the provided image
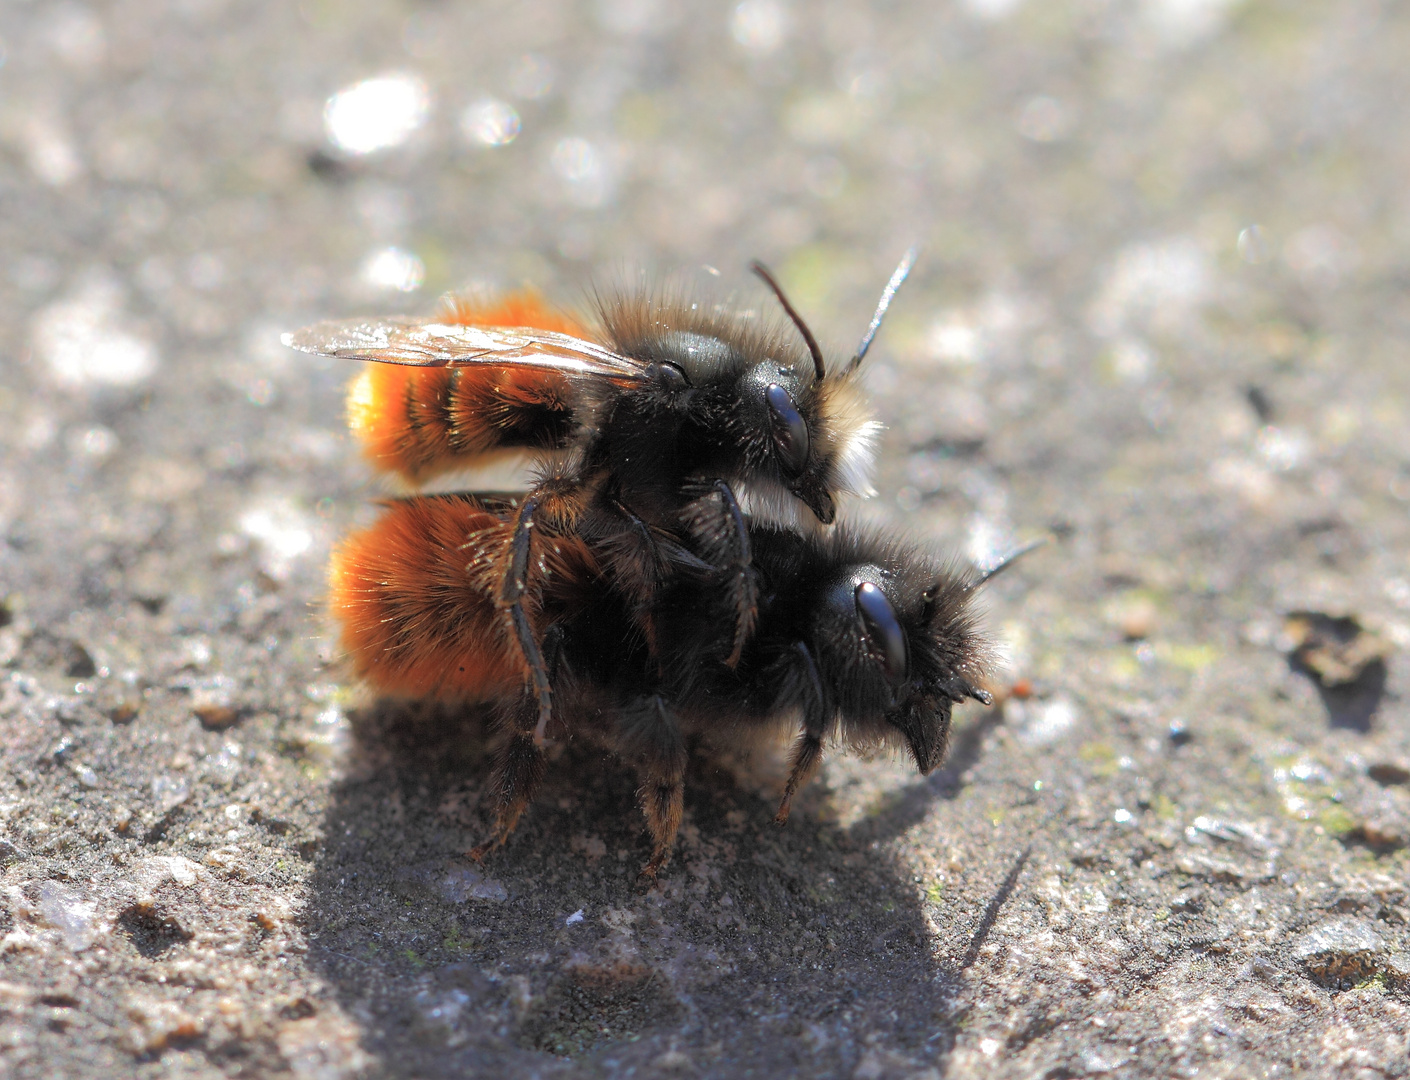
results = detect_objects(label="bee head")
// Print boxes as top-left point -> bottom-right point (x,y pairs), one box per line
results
631,323 -> 879,527
815,557 -> 989,775
595,265 -> 889,526
745,263 -> 883,526
733,360 -> 842,524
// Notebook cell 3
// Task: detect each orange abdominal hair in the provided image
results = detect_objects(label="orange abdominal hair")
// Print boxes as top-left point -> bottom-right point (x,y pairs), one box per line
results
328,494 -> 599,701
329,495 -> 520,700
346,292 -> 586,485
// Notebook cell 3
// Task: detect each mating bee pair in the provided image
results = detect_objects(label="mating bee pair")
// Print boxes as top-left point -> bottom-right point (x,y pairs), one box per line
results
287,253 -> 1008,882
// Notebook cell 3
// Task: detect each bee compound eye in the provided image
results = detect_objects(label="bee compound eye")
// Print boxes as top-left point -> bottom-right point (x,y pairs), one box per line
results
854,581 -> 909,684
765,383 -> 810,476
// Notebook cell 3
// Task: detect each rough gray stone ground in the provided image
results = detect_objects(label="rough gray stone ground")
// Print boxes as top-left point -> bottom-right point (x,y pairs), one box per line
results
2,1 -> 1409,1077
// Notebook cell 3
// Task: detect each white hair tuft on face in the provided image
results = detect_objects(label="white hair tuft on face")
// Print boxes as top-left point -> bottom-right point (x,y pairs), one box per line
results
734,479 -> 806,530
833,418 -> 882,497
812,374 -> 881,501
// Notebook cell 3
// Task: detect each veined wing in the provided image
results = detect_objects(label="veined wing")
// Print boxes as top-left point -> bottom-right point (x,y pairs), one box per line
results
281,319 -> 646,382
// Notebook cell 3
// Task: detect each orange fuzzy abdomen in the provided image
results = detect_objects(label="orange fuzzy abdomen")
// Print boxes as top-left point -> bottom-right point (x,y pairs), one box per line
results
346,292 -> 589,484
328,496 -> 523,701
327,494 -> 599,702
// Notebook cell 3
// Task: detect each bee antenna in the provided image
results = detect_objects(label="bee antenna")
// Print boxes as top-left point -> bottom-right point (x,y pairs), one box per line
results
750,260 -> 827,382
972,537 -> 1049,589
845,245 -> 917,376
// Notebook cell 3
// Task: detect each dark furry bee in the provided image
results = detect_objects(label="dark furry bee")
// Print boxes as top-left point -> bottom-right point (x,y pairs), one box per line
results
286,254 -> 915,742
329,492 -> 1019,881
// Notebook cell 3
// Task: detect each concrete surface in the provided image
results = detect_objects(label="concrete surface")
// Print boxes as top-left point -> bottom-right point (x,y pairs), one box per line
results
1,0 -> 1409,1077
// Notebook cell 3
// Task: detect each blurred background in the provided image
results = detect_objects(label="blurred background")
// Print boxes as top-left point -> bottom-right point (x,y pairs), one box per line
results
2,1 -> 1410,1077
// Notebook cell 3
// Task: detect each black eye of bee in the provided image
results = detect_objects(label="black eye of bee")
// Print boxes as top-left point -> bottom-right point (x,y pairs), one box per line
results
854,581 -> 908,684
765,383 -> 809,475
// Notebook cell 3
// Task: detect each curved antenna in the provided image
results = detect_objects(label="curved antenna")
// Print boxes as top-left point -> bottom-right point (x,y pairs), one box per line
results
750,261 -> 827,382
845,246 -> 918,375
972,536 -> 1049,589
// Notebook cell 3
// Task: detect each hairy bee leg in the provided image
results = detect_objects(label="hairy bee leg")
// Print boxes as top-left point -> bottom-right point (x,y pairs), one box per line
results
608,498 -> 665,657
469,705 -> 547,862
540,623 -> 565,682
680,478 -> 757,665
497,492 -> 556,745
508,604 -> 554,746
775,642 -> 831,826
637,770 -> 684,887
704,479 -> 758,668
625,696 -> 688,886
775,736 -> 823,827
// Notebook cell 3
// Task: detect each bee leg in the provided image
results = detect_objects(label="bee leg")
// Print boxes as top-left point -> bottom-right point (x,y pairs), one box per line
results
713,479 -> 757,667
541,622 -> 565,682
775,642 -> 831,826
775,737 -> 823,826
498,493 -> 556,745
637,769 -> 685,888
470,698 -> 548,862
682,479 -> 758,667
508,604 -> 554,746
623,695 -> 688,887
604,498 -> 668,658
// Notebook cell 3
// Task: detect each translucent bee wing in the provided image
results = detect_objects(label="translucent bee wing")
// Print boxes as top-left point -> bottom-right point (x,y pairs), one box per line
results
281,318 -> 648,381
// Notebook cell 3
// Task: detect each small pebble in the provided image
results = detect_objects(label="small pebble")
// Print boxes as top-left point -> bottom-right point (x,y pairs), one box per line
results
1383,953 -> 1410,986
37,882 -> 100,952
151,775 -> 190,813
1109,594 -> 1159,640
1293,918 -> 1385,983
438,867 -> 508,903
1367,761 -> 1410,786
124,1000 -> 203,1053
1358,816 -> 1409,850
107,700 -> 140,724
192,687 -> 240,730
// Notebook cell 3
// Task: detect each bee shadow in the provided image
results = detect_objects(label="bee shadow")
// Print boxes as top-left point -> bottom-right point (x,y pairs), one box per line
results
301,699 -> 1020,1077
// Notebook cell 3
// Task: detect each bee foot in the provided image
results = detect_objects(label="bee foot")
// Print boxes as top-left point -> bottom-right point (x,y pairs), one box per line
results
635,849 -> 671,891
467,840 -> 498,864
773,792 -> 795,826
